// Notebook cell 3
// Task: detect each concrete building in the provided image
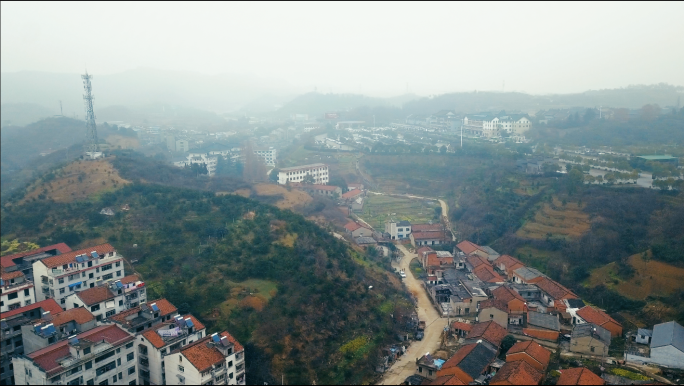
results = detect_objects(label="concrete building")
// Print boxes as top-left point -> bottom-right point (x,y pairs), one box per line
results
13,324 -> 137,386
277,163 -> 329,185
176,140 -> 190,152
297,184 -> 342,197
1,243 -> 72,282
385,220 -> 412,240
1,270 -> 36,313
648,321 -> 684,369
0,299 -> 63,386
33,244 -> 124,308
477,299 -> 509,328
174,153 -> 218,176
164,331 -> 245,385
167,135 -> 176,151
254,147 -> 277,167
65,275 -> 146,322
570,323 -> 610,357
21,307 -> 97,355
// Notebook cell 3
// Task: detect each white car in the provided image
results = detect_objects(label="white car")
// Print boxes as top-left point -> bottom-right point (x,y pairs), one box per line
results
400,271 -> 407,278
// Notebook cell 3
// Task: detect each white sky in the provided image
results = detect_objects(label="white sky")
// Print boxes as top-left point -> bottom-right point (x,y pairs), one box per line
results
2,2 -> 683,96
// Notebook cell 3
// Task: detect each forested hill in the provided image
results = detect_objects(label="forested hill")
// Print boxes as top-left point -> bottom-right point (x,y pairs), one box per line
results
1,171 -> 412,384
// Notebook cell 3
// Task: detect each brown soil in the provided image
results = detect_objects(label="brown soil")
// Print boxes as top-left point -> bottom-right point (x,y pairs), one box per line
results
516,197 -> 590,239
253,183 -> 312,209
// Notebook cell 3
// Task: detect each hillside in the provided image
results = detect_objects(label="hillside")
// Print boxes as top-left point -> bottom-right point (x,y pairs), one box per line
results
1,158 -> 412,385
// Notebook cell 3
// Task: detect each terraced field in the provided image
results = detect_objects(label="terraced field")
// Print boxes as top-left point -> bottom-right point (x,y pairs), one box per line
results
516,198 -> 590,239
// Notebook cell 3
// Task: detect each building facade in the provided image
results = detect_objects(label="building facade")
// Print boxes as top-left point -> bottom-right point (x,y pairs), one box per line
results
277,163 -> 329,185
1,270 -> 36,313
165,332 -> 245,385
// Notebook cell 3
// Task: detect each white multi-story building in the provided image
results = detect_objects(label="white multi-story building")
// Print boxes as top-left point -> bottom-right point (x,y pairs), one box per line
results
176,140 -> 190,152
1,270 -> 36,313
278,163 -> 329,185
173,153 -> 218,176
65,274 -> 147,322
462,114 -> 531,138
254,147 -> 277,167
385,220 -> 412,240
165,332 -> 245,385
33,244 -> 124,309
13,324 -> 138,386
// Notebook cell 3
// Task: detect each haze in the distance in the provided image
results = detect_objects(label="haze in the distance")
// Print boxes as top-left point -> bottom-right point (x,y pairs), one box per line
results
2,2 -> 683,97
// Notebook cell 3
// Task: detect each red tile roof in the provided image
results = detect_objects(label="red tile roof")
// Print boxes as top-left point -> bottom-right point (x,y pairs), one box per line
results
0,269 -> 25,280
493,255 -> 525,271
110,298 -> 178,326
452,321 -> 473,331
417,246 -> 435,256
535,277 -> 577,300
489,360 -> 543,385
425,252 -> 453,267
412,231 -> 444,240
428,375 -> 466,385
344,222 -> 364,232
76,286 -> 116,306
467,255 -> 490,268
143,314 -> 208,349
50,307 -> 95,326
221,331 -> 243,352
341,189 -> 363,199
479,299 -> 509,313
40,243 -> 116,269
506,341 -> 551,369
468,321 -> 508,347
456,240 -> 482,255
28,324 -> 134,376
473,264 -> 505,283
576,306 -> 621,328
492,286 -> 525,304
556,368 -> 605,385
1,298 -> 63,319
179,330 -> 242,372
1,243 -> 72,268
412,224 -> 444,232
523,328 -> 559,342
120,274 -> 141,285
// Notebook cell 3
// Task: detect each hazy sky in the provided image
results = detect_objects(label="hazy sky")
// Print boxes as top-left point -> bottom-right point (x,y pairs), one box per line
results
2,2 -> 683,96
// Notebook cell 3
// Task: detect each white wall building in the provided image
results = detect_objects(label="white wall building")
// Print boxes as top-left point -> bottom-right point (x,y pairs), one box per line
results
165,332 -> 245,385
173,153 -> 219,176
385,220 -> 412,240
176,140 -> 190,152
254,147 -> 277,167
33,244 -> 124,309
64,275 -> 146,322
13,324 -> 138,386
1,270 -> 36,313
278,163 -> 329,185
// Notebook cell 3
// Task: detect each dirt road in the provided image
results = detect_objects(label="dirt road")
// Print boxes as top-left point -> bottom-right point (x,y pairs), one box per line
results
378,244 -> 448,385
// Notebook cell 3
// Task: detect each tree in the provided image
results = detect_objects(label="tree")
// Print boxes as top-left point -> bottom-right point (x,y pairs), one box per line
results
302,174 -> 315,184
542,162 -> 561,174
439,146 -> 447,154
190,163 -> 208,176
269,168 -> 280,183
500,335 -> 517,357
583,108 -> 597,123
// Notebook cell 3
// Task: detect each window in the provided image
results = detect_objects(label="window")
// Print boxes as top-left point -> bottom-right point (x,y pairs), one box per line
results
129,381 -> 136,385
59,278 -> 65,284
117,358 -> 121,366
490,314 -> 494,319
127,352 -> 134,361
24,288 -> 30,296
117,271 -> 122,277
88,261 -> 93,267
85,361 -> 92,370
60,288 -> 65,294
87,379 -> 94,385
178,365 -> 184,372
8,293 -> 18,300
128,366 -> 135,375
91,304 -> 100,312
116,262 -> 121,267
119,300 -> 123,306
590,346 -> 595,353
126,342 -> 133,349
89,273 -> 94,279
61,298 -> 66,304
67,365 -> 82,376
95,361 -> 116,376
228,361 -> 233,367
84,347 -> 91,355
102,264 -> 113,271
106,310 -> 116,318
95,350 -> 116,363
118,372 -> 123,380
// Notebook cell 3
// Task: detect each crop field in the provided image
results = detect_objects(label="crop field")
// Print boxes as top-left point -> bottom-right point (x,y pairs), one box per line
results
586,251 -> 684,300
516,198 -> 590,240
359,194 -> 437,230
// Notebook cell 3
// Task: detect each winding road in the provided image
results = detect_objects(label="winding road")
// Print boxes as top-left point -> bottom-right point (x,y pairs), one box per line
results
378,243 -> 449,385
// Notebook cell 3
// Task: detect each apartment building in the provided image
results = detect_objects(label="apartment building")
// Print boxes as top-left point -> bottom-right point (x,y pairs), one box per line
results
21,307 -> 97,355
277,163 -> 329,185
254,147 -> 277,167
165,331 -> 245,385
385,220 -> 412,240
33,244 -> 124,308
1,270 -> 36,313
0,299 -> 63,386
1,243 -> 72,281
13,324 -> 137,386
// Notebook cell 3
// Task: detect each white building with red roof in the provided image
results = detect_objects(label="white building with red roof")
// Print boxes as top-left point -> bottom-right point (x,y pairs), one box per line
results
165,331 -> 245,385
32,243 -> 124,308
1,268 -> 36,313
344,221 -> 372,238
1,243 -> 72,281
13,324 -> 137,386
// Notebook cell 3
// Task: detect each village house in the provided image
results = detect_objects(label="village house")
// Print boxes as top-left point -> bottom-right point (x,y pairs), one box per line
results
410,230 -> 446,247
570,323 -> 611,356
525,311 -> 561,342
491,285 -> 527,325
556,367 -> 605,385
341,188 -> 364,201
1,269 -> 36,313
505,340 -> 551,372
574,306 -> 623,337
12,324 -> 138,386
420,250 -> 454,277
511,284 -> 546,312
635,327 -> 652,345
473,264 -> 505,284
296,184 -> 342,197
493,255 -> 525,278
21,307 -> 97,355
433,342 -> 497,385
511,267 -> 546,284
478,299 -> 509,328
164,331 -> 245,385
347,183 -> 364,191
0,299 -> 63,386
455,240 -> 489,259
465,321 -> 508,353
489,360 -> 543,385
32,244 -> 124,308
562,298 -> 586,325
648,321 -> 684,369
344,222 -> 373,238
385,220 -> 412,240
535,277 -> 578,311
416,353 -> 445,380
451,321 -> 473,339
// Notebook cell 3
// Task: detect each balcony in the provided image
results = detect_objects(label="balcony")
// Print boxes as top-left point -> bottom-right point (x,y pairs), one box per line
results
139,356 -> 150,368
139,370 -> 151,380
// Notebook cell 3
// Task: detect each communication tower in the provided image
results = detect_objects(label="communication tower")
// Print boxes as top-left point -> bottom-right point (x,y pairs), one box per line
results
82,72 -> 101,158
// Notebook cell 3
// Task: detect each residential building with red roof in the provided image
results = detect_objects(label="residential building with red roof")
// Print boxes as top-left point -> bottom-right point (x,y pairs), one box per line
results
556,367 -> 605,385
435,342 -> 496,384
478,299 -> 509,328
451,321 -> 473,338
493,255 -> 525,278
465,321 -> 508,352
1,243 -> 72,279
165,331 -> 245,385
472,264 -> 505,283
420,251 -> 454,276
344,221 -> 373,238
411,229 -> 447,247
32,243 -> 124,308
575,306 -> 623,337
534,277 -> 578,310
138,313 -> 207,385
22,307 -> 97,355
64,275 -> 147,323
489,360 -> 543,385
1,267 -> 36,313
109,298 -> 178,334
13,324 -> 137,385
492,285 -> 527,324
341,188 -> 363,200
0,299 -> 62,385
505,341 -> 551,372
455,240 -> 484,256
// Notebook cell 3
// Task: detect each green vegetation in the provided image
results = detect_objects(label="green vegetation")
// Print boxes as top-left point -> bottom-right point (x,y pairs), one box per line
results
360,194 -> 436,229
1,157 -> 414,385
608,368 -> 651,381
0,238 -> 40,256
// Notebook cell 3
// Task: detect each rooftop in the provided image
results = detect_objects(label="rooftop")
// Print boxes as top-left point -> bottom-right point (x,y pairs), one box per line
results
527,311 -> 560,331
572,323 -> 611,345
479,299 -> 508,313
556,368 -> 605,385
492,285 -> 525,303
76,286 -> 116,306
1,243 -> 72,268
651,321 -> 684,353
489,360 -> 543,385
142,314 -> 206,348
493,255 -> 524,270
110,298 -> 178,327
467,321 -> 508,348
341,189 -> 363,199
636,155 -> 677,160
536,277 -> 577,300
48,307 -> 95,326
412,223 -> 443,232
179,331 -> 243,372
513,266 -> 546,281
40,243 -> 116,269
456,240 -> 482,255
507,340 -> 551,368
576,306 -> 621,328
1,298 -> 63,319
280,163 -> 326,171
439,343 -> 496,381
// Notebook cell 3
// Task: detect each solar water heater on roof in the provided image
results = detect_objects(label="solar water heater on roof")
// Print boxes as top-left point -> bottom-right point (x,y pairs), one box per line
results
150,303 -> 159,312
115,281 -> 123,289
68,335 -> 79,345
184,318 -> 194,328
34,323 -> 42,334
220,336 -> 230,346
91,251 -> 98,258
211,333 -> 220,343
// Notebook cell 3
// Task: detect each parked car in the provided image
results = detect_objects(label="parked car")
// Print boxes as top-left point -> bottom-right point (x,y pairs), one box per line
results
400,271 -> 407,278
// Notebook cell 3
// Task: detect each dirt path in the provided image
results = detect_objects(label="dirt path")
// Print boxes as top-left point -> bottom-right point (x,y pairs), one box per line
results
378,243 -> 448,385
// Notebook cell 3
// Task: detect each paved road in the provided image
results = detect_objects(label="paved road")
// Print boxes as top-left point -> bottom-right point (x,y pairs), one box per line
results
378,243 -> 449,385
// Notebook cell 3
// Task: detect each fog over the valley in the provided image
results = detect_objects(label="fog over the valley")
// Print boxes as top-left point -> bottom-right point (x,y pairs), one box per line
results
1,2 -> 683,113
